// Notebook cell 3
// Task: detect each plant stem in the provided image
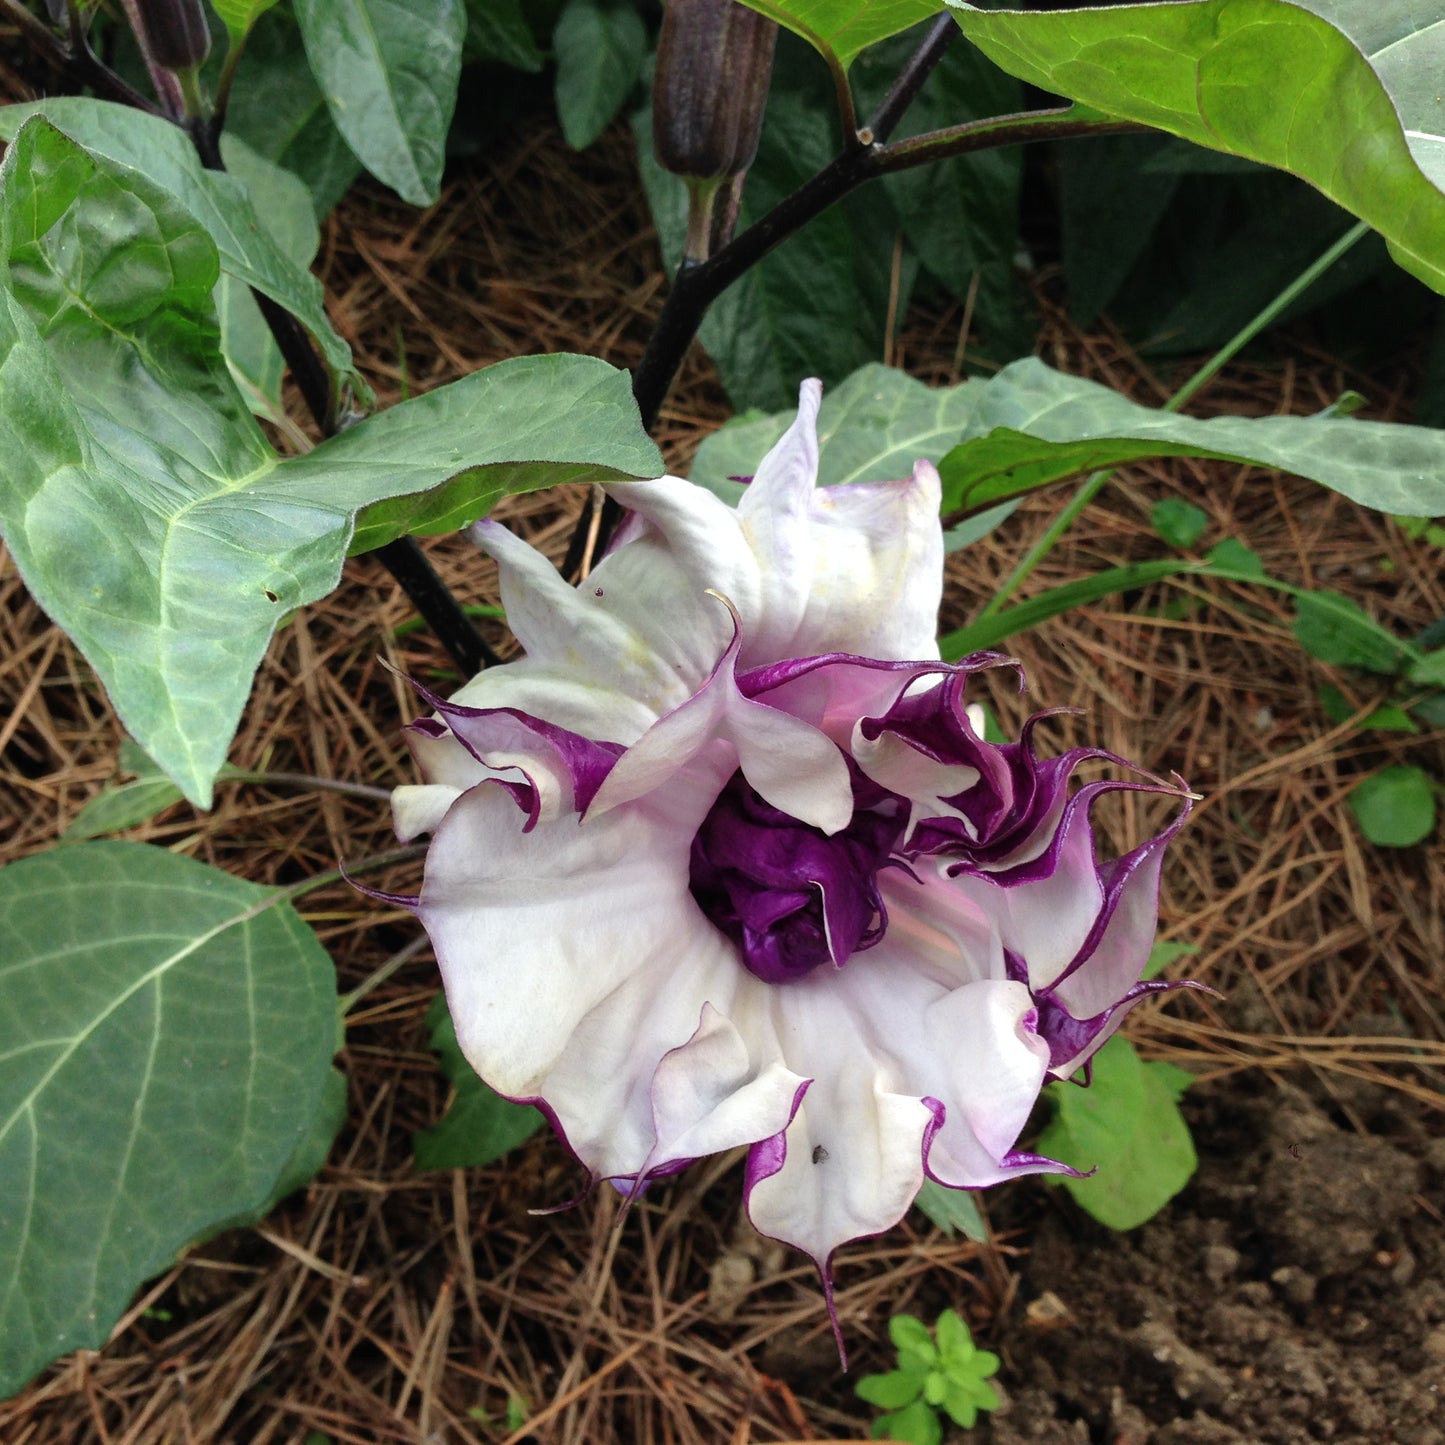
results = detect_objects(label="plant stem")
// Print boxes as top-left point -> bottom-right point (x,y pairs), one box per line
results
225,769 -> 395,803
582,101 -> 1143,569
283,844 -> 427,903
974,219 -> 1371,620
338,933 -> 432,1013
185,113 -> 497,673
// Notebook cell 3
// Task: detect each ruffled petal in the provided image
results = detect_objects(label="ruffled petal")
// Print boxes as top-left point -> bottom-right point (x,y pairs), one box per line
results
735,384 -> 946,664
588,604 -> 854,835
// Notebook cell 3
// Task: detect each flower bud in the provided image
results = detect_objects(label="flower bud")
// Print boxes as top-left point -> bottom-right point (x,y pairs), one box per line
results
653,0 -> 777,183
128,0 -> 211,73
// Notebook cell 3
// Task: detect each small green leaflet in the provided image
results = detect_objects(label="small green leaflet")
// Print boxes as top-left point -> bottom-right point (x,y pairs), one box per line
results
210,0 -> 283,42
554,0 -> 648,150
1348,765 -> 1437,847
1037,1035 -> 1197,1232
0,843 -> 338,1398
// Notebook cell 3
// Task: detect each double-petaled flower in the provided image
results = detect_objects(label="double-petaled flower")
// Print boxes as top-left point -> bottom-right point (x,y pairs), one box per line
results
389,382 -> 1192,1341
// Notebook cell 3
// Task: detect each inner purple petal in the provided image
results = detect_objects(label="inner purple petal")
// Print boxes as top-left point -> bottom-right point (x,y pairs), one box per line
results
689,768 -> 906,984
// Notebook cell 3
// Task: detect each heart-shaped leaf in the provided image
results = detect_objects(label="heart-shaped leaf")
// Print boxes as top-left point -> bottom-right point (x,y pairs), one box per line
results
0,120 -> 662,805
0,842 -> 338,1398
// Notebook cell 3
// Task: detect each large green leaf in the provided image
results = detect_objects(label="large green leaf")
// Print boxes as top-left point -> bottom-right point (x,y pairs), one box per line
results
946,0 -> 1445,294
0,842 -> 337,1398
736,0 -> 940,69
938,358 -> 1445,518
224,9 -> 364,215
0,121 -> 662,805
553,0 -> 647,151
1035,1036 -> 1197,1232
0,98 -> 363,403
294,0 -> 467,206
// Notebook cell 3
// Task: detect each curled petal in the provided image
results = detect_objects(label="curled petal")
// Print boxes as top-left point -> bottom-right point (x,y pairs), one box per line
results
588,598 -> 854,834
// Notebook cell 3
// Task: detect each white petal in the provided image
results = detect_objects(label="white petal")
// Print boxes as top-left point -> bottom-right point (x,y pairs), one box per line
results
587,605 -> 854,834
922,979 -> 1051,1173
420,767 -> 801,1179
639,1004 -> 806,1178
392,782 -> 463,841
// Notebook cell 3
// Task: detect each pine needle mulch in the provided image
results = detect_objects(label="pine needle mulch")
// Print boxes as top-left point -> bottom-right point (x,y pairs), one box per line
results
1,122 -> 1442,1444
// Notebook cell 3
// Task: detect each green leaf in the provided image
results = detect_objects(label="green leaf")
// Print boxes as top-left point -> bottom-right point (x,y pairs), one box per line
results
464,0 -> 544,69
888,1313 -> 937,1358
945,0 -> 1445,294
0,841 -> 337,1398
0,98 -> 364,402
0,101 -> 364,407
1144,940 -> 1199,980
1348,765 -> 1437,847
414,994 -> 543,1171
856,1368 -> 927,1410
224,10 -> 364,215
1293,591 -> 1407,675
913,1180 -> 988,1241
933,1308 -> 972,1360
940,561 -> 1194,660
294,0 -> 467,206
1318,685 -> 1418,732
1151,497 -> 1209,549
1408,648 -> 1445,687
553,0 -> 647,150
0,121 -> 662,805
871,1399 -> 942,1445
211,0 -> 282,43
63,745 -> 246,840
1036,1035 -> 1198,1232
341,355 -> 665,551
937,359 -> 1445,519
691,362 -> 985,500
736,0 -> 940,70
1205,537 -> 1266,579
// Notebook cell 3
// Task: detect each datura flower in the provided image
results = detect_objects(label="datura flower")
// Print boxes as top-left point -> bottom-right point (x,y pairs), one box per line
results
388,381 -> 1192,1343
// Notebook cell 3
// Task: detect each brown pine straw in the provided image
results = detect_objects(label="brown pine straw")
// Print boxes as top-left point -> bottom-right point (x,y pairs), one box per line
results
0,113 -> 1441,1442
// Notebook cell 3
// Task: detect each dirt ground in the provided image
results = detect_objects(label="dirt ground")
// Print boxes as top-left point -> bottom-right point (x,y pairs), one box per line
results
2,114 -> 1443,1444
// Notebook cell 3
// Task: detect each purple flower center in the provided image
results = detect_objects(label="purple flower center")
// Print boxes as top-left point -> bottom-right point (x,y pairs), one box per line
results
688,769 -> 907,984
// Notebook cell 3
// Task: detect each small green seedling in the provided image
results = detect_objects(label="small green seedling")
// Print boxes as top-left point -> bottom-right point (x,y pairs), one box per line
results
855,1309 -> 1001,1444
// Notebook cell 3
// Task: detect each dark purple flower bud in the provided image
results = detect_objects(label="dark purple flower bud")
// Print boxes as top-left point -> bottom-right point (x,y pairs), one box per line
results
128,0 -> 211,73
653,0 -> 778,183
